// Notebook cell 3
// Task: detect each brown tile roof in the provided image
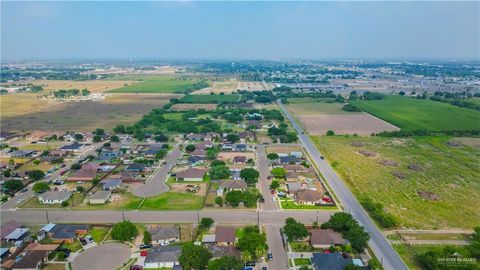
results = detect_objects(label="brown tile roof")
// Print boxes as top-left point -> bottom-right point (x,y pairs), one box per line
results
310,229 -> 346,246
0,220 -> 21,239
176,168 -> 206,179
68,168 -> 96,179
12,250 -> 49,269
215,226 -> 236,243
295,189 -> 323,202
25,243 -> 60,251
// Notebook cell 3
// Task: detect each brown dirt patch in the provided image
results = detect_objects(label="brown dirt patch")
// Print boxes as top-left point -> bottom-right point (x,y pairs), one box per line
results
217,152 -> 254,161
170,183 -> 207,196
408,163 -> 423,171
446,141 -> 463,147
297,114 -> 400,135
392,171 -> 407,179
351,141 -> 365,147
378,159 -> 399,166
358,150 -> 377,157
28,79 -> 138,93
171,103 -> 217,111
418,191 -> 439,201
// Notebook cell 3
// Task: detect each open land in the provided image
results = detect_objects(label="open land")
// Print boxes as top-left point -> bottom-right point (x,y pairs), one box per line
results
107,75 -> 206,93
238,81 -> 275,91
171,103 -> 218,111
179,94 -> 240,104
193,81 -> 239,94
23,79 -> 138,93
312,135 -> 480,229
351,95 -> 480,131
1,94 -> 179,132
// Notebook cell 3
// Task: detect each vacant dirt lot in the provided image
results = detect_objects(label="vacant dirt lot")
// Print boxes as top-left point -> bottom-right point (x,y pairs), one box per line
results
218,152 -> 254,161
298,114 -> 400,135
2,94 -> 179,132
193,81 -> 239,94
238,81 -> 275,91
287,102 -> 359,115
170,183 -> 207,196
27,79 -> 137,93
172,103 -> 217,111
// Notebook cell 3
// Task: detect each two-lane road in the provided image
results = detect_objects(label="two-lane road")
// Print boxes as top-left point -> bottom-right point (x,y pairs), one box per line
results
278,100 -> 408,270
256,145 -> 278,211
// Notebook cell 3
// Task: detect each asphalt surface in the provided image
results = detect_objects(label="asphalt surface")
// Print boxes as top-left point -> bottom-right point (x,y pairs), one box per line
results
72,242 -> 131,270
1,209 -> 333,226
265,225 -> 288,270
278,101 -> 408,270
1,143 -> 101,210
256,145 -> 278,211
132,143 -> 183,197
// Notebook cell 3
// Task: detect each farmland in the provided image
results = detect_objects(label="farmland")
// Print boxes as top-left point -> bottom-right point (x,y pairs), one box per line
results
192,81 -> 239,94
286,101 -> 358,115
1,94 -> 178,132
351,95 -> 480,131
179,94 -> 240,104
107,75 -> 208,93
26,79 -> 137,93
171,103 -> 218,111
312,135 -> 480,229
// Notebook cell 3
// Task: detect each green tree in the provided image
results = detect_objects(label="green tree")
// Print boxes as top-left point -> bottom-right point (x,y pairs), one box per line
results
74,133 -> 84,140
3,169 -> 11,177
110,135 -> 120,142
240,168 -> 259,184
215,196 -> 223,205
186,144 -> 196,152
94,128 -> 105,136
3,180 -> 23,192
71,163 -> 81,170
209,165 -> 230,180
242,190 -> 258,208
29,170 -> 45,181
111,221 -> 138,241
93,135 -> 102,143
271,167 -> 286,178
143,230 -> 152,245
207,256 -> 243,270
179,243 -> 212,270
33,159 -> 41,166
32,182 -> 50,193
283,218 -> 309,242
326,130 -> 335,136
61,201 -> 69,207
113,124 -> 126,134
206,148 -> 220,160
267,153 -> 279,160
269,180 -> 280,190
226,133 -> 240,143
225,190 -> 243,207
210,160 -> 225,167
321,212 -> 370,253
76,186 -> 85,193
155,149 -> 168,160
200,217 -> 215,230
237,226 -> 268,261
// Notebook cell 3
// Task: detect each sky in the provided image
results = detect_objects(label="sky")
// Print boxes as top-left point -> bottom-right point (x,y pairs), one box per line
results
1,1 -> 479,60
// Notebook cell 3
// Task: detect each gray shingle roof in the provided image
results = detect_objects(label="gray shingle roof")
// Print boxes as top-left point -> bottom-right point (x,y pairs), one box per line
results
145,245 -> 182,263
148,226 -> 180,241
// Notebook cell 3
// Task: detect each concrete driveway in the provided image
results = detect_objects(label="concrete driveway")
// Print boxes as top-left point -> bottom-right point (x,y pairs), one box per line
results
72,242 -> 131,270
132,143 -> 183,197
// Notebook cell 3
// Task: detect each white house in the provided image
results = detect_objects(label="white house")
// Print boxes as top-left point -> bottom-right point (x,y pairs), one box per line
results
38,191 -> 72,204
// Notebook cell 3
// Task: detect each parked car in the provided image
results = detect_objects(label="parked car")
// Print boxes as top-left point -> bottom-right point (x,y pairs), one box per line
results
245,261 -> 256,267
267,252 -> 273,261
272,197 -> 277,202
320,156 -> 324,160
140,250 -> 148,257
20,188 -> 28,193
139,244 -> 152,250
85,235 -> 93,243
79,237 -> 88,245
130,265 -> 143,270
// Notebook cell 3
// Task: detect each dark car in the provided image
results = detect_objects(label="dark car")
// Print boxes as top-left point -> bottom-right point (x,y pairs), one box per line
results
320,156 -> 325,160
79,237 -> 88,245
130,265 -> 143,270
267,252 -> 273,261
139,244 -> 152,250
20,188 -> 29,193
246,261 -> 256,267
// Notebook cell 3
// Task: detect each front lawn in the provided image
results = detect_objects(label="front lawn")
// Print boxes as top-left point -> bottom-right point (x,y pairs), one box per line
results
19,193 -> 84,209
89,227 -> 110,243
62,239 -> 82,252
294,258 -> 311,266
134,192 -> 204,210
280,197 -> 338,210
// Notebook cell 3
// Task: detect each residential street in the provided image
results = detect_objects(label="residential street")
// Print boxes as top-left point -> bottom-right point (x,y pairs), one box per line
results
265,225 -> 288,270
1,143 -> 101,210
278,100 -> 408,270
255,145 -> 278,211
132,143 -> 183,197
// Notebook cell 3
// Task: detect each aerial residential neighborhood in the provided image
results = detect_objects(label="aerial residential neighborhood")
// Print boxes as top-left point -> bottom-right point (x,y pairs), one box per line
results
1,1 -> 480,270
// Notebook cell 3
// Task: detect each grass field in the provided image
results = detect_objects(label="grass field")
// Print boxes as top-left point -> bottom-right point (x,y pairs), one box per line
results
89,227 -> 110,242
392,244 -> 472,270
193,81 -> 239,94
312,135 -> 480,229
29,79 -> 137,93
125,192 -> 204,210
2,94 -> 178,132
286,102 -> 359,115
179,94 -> 240,104
108,75 -> 207,93
351,95 -> 480,131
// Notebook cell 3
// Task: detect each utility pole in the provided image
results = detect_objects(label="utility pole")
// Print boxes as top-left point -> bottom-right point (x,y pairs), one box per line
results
45,210 -> 49,223
316,211 -> 319,224
257,210 -> 260,228
197,211 -> 200,224
122,211 -> 125,221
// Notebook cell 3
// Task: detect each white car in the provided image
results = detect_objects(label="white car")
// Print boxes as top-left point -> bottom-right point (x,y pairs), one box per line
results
272,197 -> 277,202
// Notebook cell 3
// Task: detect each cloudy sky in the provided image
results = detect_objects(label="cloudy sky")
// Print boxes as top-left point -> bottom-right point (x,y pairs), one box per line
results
1,1 -> 479,60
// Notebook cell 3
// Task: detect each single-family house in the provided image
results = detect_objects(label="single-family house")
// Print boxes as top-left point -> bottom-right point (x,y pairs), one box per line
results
233,144 -> 247,152
48,224 -> 88,243
215,226 -> 236,246
0,248 -> 10,261
287,182 -> 307,193
11,250 -> 49,270
67,169 -> 96,181
279,156 -> 301,164
26,131 -> 49,142
230,170 -> 242,180
101,178 -> 123,190
204,132 -> 219,142
147,226 -> 180,245
187,156 -> 205,166
208,245 -> 241,259
233,156 -> 246,164
49,150 -> 69,157
10,150 -> 35,158
284,164 -> 309,173
176,168 -> 206,182
126,163 -> 145,173
295,189 -> 323,205
144,246 -> 182,269
89,191 -> 111,204
311,253 -> 354,270
239,131 -> 255,142
290,151 -> 303,158
196,141 -> 213,150
202,234 -> 216,245
221,144 -> 233,151
144,149 -> 160,158
186,133 -> 205,141
190,148 -> 206,157
4,228 -> 29,243
310,229 -> 347,249
218,179 -> 247,191
38,191 -> 72,204
59,142 -> 83,152
0,220 -> 22,241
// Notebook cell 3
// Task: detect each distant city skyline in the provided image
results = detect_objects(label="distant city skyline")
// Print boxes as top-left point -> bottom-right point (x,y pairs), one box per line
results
1,1 -> 479,60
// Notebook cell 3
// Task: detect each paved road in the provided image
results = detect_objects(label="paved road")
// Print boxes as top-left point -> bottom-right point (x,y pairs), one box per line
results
1,143 -> 101,210
278,101 -> 408,270
1,209 -> 333,226
265,225 -> 288,270
132,143 -> 183,197
72,242 -> 131,270
256,145 -> 277,211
